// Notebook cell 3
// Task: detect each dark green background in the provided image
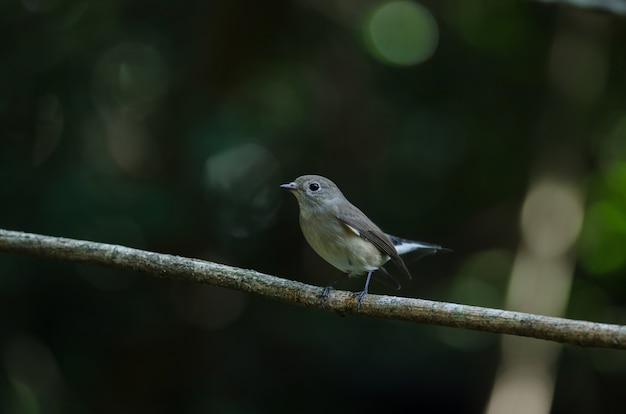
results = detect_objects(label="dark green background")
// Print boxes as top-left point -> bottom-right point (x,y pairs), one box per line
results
1,1 -> 625,413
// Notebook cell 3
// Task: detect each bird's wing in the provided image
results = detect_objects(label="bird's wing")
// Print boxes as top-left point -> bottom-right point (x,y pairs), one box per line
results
337,206 -> 412,280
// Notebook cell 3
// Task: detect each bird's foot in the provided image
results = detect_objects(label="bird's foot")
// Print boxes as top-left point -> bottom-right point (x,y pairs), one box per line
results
353,290 -> 368,312
352,271 -> 373,312
320,285 -> 334,308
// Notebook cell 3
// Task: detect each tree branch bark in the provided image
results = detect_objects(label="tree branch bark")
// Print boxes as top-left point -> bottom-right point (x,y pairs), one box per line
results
533,0 -> 626,17
0,229 -> 624,349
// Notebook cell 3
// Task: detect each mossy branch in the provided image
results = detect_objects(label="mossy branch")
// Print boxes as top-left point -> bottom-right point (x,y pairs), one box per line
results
0,229 -> 624,349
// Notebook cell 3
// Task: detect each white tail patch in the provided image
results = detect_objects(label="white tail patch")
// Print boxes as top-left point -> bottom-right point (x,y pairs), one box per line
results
385,233 -> 446,255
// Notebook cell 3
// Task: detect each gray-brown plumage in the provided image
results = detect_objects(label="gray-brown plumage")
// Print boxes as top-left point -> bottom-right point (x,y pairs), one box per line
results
281,174 -> 447,310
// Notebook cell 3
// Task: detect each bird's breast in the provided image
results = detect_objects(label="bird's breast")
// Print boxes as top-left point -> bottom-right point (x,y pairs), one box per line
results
299,211 -> 386,275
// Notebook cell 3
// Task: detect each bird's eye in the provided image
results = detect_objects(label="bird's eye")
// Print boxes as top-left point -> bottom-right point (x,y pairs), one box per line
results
309,182 -> 320,192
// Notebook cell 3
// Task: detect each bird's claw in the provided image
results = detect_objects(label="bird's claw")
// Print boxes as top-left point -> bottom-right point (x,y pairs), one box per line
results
321,281 -> 368,311
353,290 -> 368,312
320,286 -> 333,308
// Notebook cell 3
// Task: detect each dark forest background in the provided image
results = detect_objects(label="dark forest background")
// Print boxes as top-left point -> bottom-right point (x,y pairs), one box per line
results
1,1 -> 625,413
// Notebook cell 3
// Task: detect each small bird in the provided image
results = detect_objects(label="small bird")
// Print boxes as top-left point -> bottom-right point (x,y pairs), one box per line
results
281,174 -> 447,310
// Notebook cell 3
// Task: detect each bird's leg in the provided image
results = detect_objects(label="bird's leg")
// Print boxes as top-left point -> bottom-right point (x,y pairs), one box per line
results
320,274 -> 349,308
354,271 -> 373,312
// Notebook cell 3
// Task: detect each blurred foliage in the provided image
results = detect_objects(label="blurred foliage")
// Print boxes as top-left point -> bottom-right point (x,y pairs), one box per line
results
1,0 -> 626,413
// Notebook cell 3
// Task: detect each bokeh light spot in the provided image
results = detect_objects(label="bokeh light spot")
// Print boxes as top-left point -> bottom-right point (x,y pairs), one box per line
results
599,115 -> 626,166
579,200 -> 626,274
90,42 -> 168,176
92,42 -> 168,118
204,144 -> 281,239
364,1 -> 438,66
520,179 -> 583,258
605,162 -> 626,202
8,380 -> 39,414
4,334 -> 64,413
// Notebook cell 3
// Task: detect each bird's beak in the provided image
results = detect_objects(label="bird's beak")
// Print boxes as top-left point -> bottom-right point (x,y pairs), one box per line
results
280,182 -> 297,191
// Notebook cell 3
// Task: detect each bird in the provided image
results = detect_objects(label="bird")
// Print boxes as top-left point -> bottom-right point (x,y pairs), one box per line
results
280,174 -> 448,310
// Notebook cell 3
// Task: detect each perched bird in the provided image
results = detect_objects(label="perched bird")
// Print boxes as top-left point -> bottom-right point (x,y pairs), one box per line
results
280,174 -> 447,310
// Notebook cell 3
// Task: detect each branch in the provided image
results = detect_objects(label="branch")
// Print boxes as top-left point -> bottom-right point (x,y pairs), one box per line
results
0,229 -> 624,349
533,0 -> 626,17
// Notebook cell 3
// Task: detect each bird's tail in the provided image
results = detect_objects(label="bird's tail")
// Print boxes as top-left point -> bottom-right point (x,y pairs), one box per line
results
385,234 -> 451,256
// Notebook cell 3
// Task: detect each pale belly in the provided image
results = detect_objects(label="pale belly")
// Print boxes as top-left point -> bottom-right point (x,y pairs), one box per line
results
300,214 -> 387,276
